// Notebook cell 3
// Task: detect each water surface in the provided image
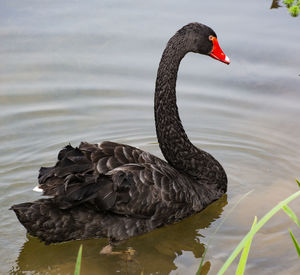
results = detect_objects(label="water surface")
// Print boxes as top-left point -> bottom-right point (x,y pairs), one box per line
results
1,0 -> 300,274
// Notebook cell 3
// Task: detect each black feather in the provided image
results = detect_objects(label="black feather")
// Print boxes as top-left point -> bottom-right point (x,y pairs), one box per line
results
11,23 -> 228,244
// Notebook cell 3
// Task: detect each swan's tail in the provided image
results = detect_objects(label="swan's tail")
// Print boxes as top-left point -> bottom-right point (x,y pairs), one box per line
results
10,199 -> 108,244
37,144 -> 93,197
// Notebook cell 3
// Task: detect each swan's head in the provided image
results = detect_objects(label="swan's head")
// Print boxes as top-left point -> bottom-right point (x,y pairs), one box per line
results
177,22 -> 230,65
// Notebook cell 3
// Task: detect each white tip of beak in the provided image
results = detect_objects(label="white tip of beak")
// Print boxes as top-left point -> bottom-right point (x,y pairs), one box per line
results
225,55 -> 230,64
33,186 -> 43,193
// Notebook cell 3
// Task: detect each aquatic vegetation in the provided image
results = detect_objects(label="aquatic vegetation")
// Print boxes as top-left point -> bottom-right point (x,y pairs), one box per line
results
74,244 -> 82,275
283,0 -> 295,7
208,180 -> 300,275
235,216 -> 257,275
220,191 -> 300,274
271,0 -> 300,16
289,5 -> 300,16
289,229 -> 300,257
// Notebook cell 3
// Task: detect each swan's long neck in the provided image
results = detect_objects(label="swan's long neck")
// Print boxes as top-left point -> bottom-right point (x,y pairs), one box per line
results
154,34 -> 197,174
154,33 -> 227,191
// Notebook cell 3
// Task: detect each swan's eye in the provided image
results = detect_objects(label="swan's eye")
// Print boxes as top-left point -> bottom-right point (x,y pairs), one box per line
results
209,35 -> 214,41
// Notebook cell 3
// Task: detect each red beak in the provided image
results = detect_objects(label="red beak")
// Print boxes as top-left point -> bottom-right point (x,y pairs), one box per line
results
209,37 -> 230,65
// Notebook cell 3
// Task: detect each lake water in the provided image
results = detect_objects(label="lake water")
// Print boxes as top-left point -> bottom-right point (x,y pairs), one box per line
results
1,0 -> 300,274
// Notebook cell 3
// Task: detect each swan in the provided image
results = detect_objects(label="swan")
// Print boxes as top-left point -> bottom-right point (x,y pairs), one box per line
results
11,22 -> 230,244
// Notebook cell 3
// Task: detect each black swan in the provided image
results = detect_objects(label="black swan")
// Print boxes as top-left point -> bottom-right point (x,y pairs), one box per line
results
11,23 -> 230,244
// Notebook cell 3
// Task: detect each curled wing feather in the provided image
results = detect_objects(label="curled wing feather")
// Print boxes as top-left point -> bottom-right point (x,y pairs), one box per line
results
38,141 -> 189,219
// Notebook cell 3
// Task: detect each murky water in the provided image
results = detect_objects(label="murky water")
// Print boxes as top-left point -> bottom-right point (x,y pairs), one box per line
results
1,0 -> 300,274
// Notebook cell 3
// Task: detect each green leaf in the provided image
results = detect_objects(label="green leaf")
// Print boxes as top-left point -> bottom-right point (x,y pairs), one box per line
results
74,244 -> 83,275
289,229 -> 300,257
235,216 -> 257,275
217,190 -> 300,275
296,179 -> 300,188
282,205 -> 300,228
289,5 -> 299,16
284,0 -> 295,8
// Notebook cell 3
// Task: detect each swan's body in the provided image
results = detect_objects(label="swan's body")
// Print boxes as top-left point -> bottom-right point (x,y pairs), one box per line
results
11,23 -> 229,244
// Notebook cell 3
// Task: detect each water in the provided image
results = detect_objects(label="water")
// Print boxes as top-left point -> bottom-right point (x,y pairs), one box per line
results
1,0 -> 300,274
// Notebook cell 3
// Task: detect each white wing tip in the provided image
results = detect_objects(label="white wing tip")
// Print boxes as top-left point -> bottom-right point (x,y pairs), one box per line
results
33,186 -> 43,193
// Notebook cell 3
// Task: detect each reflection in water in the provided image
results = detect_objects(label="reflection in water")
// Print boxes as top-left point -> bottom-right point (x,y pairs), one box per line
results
270,0 -> 300,16
10,196 -> 227,274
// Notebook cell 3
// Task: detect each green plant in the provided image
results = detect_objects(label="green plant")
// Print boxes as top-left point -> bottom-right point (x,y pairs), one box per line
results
289,229 -> 300,256
281,0 -> 300,16
289,5 -> 300,16
284,0 -> 295,7
217,181 -> 300,275
235,216 -> 257,274
74,244 -> 83,275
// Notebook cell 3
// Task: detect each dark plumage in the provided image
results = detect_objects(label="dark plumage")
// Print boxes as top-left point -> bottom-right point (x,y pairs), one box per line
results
11,22 -> 229,244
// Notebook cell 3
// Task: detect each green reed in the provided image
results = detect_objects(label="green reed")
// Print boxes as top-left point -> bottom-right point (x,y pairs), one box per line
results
74,244 -> 83,275
215,180 -> 300,275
